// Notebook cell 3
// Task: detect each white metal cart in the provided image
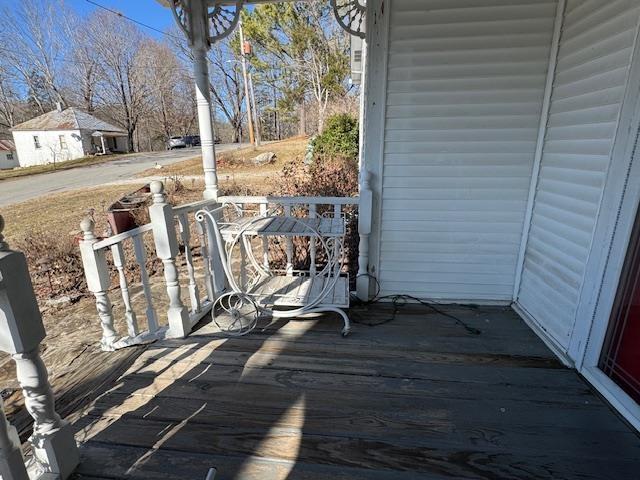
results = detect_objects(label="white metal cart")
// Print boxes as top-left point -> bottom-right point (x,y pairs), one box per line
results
196,204 -> 351,336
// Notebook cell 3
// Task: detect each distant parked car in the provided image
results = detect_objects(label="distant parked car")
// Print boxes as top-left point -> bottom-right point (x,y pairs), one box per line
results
168,136 -> 186,149
185,135 -> 201,147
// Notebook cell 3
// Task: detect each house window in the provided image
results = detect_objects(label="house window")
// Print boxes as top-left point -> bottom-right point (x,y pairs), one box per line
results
6,153 -> 13,160
33,136 -> 41,149
59,135 -> 67,149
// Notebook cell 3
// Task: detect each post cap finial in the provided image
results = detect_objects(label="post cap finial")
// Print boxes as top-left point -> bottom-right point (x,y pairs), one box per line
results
150,180 -> 165,203
80,217 -> 97,242
150,180 -> 164,194
80,217 -> 95,233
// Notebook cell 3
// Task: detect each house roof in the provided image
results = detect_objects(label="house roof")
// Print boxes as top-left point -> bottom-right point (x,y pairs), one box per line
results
0,139 -> 15,151
11,108 -> 126,134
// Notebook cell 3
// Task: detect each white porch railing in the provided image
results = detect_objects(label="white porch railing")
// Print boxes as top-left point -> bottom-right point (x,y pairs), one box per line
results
79,174 -> 373,341
0,215 -> 79,479
79,219 -> 165,351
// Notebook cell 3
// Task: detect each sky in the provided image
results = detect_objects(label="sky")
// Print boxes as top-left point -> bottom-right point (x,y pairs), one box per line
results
67,0 -> 175,39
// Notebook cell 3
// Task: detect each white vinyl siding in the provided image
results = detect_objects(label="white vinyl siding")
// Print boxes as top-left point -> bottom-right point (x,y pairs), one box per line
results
378,0 -> 557,300
517,0 -> 640,350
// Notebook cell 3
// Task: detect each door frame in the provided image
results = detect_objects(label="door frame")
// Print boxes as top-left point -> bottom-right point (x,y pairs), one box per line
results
570,22 -> 640,430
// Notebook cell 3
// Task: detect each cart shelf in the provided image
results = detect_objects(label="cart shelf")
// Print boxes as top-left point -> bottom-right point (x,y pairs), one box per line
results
248,274 -> 349,309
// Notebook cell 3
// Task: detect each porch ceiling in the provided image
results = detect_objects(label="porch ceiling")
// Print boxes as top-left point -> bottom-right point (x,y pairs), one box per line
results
67,306 -> 640,479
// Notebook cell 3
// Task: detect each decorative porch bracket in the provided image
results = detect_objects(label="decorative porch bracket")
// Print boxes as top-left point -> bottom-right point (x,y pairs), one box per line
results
331,0 -> 367,39
0,215 -> 80,479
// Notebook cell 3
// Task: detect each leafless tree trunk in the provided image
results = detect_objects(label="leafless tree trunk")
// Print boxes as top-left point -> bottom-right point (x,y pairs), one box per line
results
89,11 -> 150,152
0,72 -> 17,129
0,0 -> 69,112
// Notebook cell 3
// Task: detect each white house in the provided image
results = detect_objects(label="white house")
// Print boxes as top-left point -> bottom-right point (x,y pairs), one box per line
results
11,105 -> 129,167
0,139 -> 18,170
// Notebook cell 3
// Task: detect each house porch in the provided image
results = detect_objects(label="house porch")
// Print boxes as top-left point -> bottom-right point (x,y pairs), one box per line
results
68,305 -> 640,479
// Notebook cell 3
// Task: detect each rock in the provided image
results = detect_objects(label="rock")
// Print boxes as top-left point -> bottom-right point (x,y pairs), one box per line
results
46,296 -> 72,307
253,152 -> 276,165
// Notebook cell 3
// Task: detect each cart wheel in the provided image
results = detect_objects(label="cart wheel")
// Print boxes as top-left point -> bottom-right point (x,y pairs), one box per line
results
213,292 -> 259,336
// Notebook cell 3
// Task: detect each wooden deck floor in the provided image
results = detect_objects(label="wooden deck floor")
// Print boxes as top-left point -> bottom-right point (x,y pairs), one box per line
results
69,305 -> 640,480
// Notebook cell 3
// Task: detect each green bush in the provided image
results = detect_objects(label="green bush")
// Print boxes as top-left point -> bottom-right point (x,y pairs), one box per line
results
313,113 -> 359,161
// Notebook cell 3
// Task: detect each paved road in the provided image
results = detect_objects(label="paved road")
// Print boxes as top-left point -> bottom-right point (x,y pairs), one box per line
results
0,144 -> 241,207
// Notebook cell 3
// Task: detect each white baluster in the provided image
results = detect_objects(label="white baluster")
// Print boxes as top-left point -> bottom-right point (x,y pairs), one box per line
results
333,203 -> 341,219
357,170 -> 373,301
237,204 -> 248,289
333,204 -> 344,276
0,215 -> 79,478
149,181 -> 191,338
309,204 -> 317,274
259,203 -> 270,272
178,214 -> 201,314
195,218 -> 215,303
284,204 -> 293,276
132,235 -> 158,333
79,218 -> 118,350
111,242 -> 139,338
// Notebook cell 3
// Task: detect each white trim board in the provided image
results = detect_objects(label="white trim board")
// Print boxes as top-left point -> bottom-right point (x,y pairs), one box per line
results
570,11 -> 640,369
581,366 -> 640,432
513,0 -> 566,300
361,0 -> 390,289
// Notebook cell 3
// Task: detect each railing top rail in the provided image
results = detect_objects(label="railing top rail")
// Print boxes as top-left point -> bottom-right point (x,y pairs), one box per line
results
218,195 -> 360,206
172,198 -> 219,217
93,223 -> 153,250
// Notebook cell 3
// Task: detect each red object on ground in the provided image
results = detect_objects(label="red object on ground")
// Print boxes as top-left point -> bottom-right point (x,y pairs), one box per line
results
106,184 -> 151,235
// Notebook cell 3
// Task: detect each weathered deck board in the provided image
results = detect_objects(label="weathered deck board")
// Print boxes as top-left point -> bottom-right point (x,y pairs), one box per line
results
70,306 -> 640,480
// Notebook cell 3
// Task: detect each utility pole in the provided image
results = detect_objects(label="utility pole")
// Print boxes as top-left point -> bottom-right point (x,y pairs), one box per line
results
248,72 -> 261,146
238,18 -> 255,147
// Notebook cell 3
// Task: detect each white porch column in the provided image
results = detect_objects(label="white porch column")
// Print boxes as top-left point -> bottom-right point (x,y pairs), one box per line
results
0,215 -> 79,479
193,46 -> 219,200
189,0 -> 219,201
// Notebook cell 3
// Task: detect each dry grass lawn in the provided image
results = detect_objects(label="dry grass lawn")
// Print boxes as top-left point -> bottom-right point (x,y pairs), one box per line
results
2,184 -> 138,245
138,136 -> 309,179
2,180 -> 209,246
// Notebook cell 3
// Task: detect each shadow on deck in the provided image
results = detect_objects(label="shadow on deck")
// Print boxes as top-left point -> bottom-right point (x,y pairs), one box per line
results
69,305 -> 640,479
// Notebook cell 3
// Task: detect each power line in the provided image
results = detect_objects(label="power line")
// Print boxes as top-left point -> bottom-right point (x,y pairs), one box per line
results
84,0 -> 181,40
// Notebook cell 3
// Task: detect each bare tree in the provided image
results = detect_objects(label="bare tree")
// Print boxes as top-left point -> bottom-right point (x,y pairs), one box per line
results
171,30 -> 246,143
0,0 -> 70,113
0,68 -> 18,129
89,11 -> 151,151
139,40 -> 196,143
208,44 -> 246,143
65,15 -> 100,112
